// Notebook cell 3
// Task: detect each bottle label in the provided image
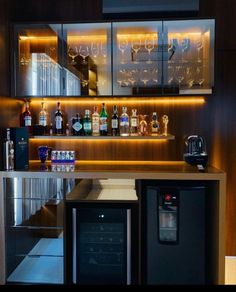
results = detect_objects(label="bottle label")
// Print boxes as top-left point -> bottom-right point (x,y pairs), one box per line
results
100,117 -> 108,131
55,116 -> 63,129
131,117 -> 138,127
72,122 -> 82,132
83,122 -> 92,131
112,119 -> 118,129
24,116 -> 32,126
92,117 -> 100,133
120,116 -> 129,126
39,116 -> 47,127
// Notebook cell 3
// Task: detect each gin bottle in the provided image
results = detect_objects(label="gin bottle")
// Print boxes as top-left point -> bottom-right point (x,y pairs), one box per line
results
130,109 -> 139,136
92,106 -> 100,136
120,106 -> 129,136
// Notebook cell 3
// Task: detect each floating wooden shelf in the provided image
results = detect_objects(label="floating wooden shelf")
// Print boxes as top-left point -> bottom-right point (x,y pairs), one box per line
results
30,134 -> 175,140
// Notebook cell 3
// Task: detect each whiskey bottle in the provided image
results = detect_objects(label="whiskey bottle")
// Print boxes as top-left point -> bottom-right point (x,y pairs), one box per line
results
54,102 -> 63,135
39,102 -> 48,127
92,106 -> 100,136
111,105 -> 119,136
130,109 -> 139,136
99,103 -> 108,136
120,106 -> 129,137
150,112 -> 160,136
83,109 -> 92,136
22,101 -> 32,127
139,115 -> 148,136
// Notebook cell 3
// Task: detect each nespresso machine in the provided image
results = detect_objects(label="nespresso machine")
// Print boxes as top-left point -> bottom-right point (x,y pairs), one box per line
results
183,135 -> 208,170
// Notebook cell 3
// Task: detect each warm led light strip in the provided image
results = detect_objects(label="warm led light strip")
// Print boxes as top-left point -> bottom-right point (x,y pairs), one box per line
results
29,138 -> 168,142
30,97 -> 205,105
30,160 -> 185,166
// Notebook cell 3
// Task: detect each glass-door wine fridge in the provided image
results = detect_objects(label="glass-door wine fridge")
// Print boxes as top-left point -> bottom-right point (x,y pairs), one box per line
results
65,202 -> 138,285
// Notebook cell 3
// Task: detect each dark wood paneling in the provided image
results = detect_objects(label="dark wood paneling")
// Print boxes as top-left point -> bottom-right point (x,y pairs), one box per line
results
0,0 -> 10,96
9,0 -> 103,22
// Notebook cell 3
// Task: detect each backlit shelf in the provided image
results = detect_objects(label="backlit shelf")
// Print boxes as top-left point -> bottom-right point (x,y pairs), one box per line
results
30,134 -> 175,140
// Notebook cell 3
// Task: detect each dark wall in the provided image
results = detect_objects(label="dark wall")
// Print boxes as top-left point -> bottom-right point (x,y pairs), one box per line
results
0,0 -> 236,255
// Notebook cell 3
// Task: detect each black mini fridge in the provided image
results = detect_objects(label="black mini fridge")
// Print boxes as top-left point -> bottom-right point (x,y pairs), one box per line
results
139,180 -> 206,285
65,201 -> 138,285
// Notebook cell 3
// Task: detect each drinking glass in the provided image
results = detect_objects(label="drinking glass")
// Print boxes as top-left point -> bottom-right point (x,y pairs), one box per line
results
196,37 -> 203,62
168,38 -> 178,63
131,37 -> 141,63
118,37 -> 128,64
145,37 -> 155,63
68,46 -> 79,65
91,42 -> 100,59
79,45 -> 90,64
181,38 -> 190,63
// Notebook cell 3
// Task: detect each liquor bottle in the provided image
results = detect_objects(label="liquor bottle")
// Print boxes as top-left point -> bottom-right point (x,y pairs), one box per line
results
39,102 -> 48,127
111,105 -> 119,136
72,113 -> 83,136
49,122 -> 53,136
99,103 -> 108,136
22,101 -> 32,127
83,109 -> 92,136
120,106 -> 129,137
54,102 -> 63,135
65,123 -> 70,136
92,106 -> 100,136
150,112 -> 160,136
130,109 -> 139,136
3,128 -> 14,170
139,115 -> 148,136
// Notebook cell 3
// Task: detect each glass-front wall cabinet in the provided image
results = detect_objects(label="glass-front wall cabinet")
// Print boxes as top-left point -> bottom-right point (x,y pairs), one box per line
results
63,23 -> 112,96
13,19 -> 214,97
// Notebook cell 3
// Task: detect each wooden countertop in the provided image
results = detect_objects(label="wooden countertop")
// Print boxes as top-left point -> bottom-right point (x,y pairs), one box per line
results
0,160 -> 226,180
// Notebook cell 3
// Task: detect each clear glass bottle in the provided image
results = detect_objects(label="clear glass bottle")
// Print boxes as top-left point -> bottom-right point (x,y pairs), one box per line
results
111,105 -> 119,136
54,102 -> 63,135
150,112 -> 160,136
120,106 -> 129,137
99,103 -> 108,136
92,106 -> 100,136
39,102 -> 48,127
130,109 -> 139,136
22,101 -> 32,127
3,128 -> 14,171
83,109 -> 92,136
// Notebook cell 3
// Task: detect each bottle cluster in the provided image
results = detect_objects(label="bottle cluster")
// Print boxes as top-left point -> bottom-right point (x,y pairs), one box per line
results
21,101 -> 169,137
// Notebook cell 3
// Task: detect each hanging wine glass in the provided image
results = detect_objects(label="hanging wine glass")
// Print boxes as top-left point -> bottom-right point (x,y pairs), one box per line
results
79,45 -> 89,64
118,37 -> 128,64
196,66 -> 205,87
185,67 -> 194,88
151,68 -> 158,84
168,38 -> 178,63
196,36 -> 203,63
90,42 -> 100,59
181,38 -> 190,63
145,36 -> 155,63
131,37 -> 141,63
176,66 -> 184,87
68,46 -> 79,65
140,69 -> 150,86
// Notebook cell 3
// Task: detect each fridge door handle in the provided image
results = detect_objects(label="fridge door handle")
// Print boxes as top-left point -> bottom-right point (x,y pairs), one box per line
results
72,208 -> 77,284
127,209 -> 131,285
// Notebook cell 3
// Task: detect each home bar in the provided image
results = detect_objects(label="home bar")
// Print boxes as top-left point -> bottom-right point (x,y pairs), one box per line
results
0,0 -> 235,285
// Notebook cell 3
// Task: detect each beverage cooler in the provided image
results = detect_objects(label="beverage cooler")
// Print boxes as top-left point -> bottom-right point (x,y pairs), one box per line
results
138,180 -> 207,285
65,201 -> 139,285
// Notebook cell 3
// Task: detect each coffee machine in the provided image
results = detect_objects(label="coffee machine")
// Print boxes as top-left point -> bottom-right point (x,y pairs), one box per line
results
183,135 -> 208,170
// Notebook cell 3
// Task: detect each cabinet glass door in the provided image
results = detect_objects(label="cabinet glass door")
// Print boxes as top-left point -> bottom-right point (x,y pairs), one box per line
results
163,19 -> 215,94
112,21 -> 162,96
63,23 -> 112,96
14,24 -> 63,96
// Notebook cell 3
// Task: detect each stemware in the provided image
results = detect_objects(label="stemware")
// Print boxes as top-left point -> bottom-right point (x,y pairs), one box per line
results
140,69 -> 150,87
144,37 -> 155,63
175,66 -> 184,87
68,46 -> 79,65
196,37 -> 203,62
181,38 -> 190,63
90,42 -> 100,59
118,37 -> 128,64
168,38 -> 178,62
79,45 -> 90,64
131,37 -> 141,63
